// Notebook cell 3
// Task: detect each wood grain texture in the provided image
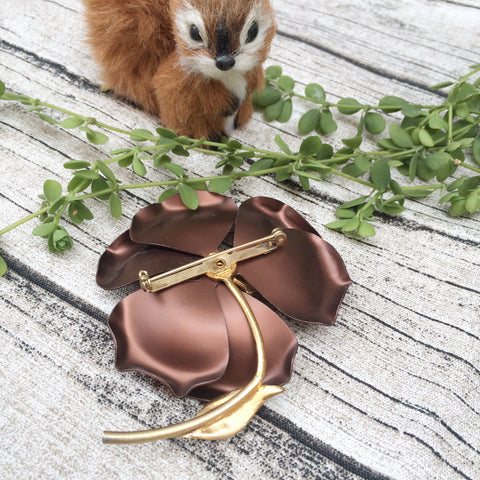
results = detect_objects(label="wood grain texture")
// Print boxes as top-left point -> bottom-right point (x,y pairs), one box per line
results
0,1 -> 479,479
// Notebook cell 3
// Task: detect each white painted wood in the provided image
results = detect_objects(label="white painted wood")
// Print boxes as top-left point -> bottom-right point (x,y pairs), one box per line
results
1,1 -> 479,479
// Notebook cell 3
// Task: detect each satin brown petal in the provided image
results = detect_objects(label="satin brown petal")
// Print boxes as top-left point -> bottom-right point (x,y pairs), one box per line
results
130,191 -> 237,256
235,196 -> 319,240
236,228 -> 351,325
190,284 -> 298,401
97,230 -> 199,289
108,277 -> 229,397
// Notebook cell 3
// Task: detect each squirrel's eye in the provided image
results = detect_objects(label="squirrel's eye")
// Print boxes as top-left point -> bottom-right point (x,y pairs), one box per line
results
246,21 -> 259,43
190,24 -> 202,42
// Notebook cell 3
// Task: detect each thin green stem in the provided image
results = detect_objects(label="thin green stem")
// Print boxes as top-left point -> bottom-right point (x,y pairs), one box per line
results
0,206 -> 50,236
460,162 -> 480,174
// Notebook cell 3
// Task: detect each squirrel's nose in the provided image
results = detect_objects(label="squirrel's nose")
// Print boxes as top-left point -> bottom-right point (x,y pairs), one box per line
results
215,55 -> 235,71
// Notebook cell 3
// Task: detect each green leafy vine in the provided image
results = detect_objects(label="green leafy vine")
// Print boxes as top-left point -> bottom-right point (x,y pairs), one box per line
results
0,64 -> 479,276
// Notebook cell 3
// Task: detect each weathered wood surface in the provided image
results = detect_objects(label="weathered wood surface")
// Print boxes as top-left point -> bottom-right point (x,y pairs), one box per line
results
1,1 -> 479,479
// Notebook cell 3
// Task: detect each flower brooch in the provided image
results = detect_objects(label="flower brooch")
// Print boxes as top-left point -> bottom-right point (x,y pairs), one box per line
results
97,192 -> 351,443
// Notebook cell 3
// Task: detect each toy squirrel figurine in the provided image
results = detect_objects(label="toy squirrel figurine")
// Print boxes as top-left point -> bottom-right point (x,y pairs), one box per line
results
83,0 -> 277,141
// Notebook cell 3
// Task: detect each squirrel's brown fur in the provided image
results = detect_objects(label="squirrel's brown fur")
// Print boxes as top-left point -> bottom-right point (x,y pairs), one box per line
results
83,0 -> 276,140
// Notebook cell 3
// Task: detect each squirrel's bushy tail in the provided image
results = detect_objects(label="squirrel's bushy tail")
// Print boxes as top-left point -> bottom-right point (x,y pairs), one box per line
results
83,0 -> 175,111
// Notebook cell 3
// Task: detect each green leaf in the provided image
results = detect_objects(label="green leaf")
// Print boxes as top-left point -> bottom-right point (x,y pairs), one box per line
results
342,136 -> 362,149
187,180 -> 208,191
0,80 -> 5,98
337,98 -> 362,115
154,153 -> 171,167
342,164 -> 364,177
250,158 -> 275,172
130,129 -> 155,141
335,208 -> 356,219
447,177 -> 466,192
401,104 -> 423,118
300,136 -> 323,156
165,163 -> 184,177
77,202 -> 94,221
455,103 -> 471,119
209,178 -> 233,193
428,113 -> 447,130
404,189 -> 433,198
38,113 -> 58,125
449,199 -> 466,217
265,65 -> 283,80
275,135 -> 292,155
91,177 -> 112,200
390,179 -> 404,197
465,192 -> 480,213
298,109 -> 321,134
472,137 -> 480,165
298,173 -> 310,191
305,83 -> 326,103
325,219 -> 349,231
225,140 -> 242,150
172,145 -> 189,157
312,144 -> 332,160
389,124 -> 414,148
32,222 -> 57,237
277,75 -> 295,92
74,170 -> 100,180
418,129 -> 435,147
364,112 -> 386,135
378,96 -> 408,113
277,99 -> 293,123
63,160 -> 91,170
425,152 -> 451,171
376,199 -> 405,215
370,159 -> 391,191
67,176 -> 91,193
341,217 -> 360,232
68,202 -> 84,224
60,117 -> 84,129
43,179 -> 62,203
158,188 -> 179,203
340,196 -> 368,209
430,81 -> 454,90
132,157 -> 147,176
0,255 -> 7,276
179,184 -> 200,210
265,100 -> 284,121
253,87 -> 282,108
156,127 -> 177,139
440,192 -> 457,204
354,155 -> 371,173
318,110 -> 338,134
86,129 -> 109,145
275,170 -> 292,182
357,221 -> 376,237
109,193 -> 122,218
96,161 -> 116,183
118,153 -> 134,168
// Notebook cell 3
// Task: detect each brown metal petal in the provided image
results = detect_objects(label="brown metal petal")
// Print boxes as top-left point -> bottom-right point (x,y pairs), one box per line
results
190,284 -> 298,401
235,228 -> 351,325
108,277 -> 230,397
235,196 -> 320,239
129,191 -> 237,256
96,230 -> 199,289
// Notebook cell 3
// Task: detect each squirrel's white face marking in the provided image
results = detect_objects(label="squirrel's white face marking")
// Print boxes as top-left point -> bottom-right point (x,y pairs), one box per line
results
175,2 -> 274,99
175,4 -> 209,50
